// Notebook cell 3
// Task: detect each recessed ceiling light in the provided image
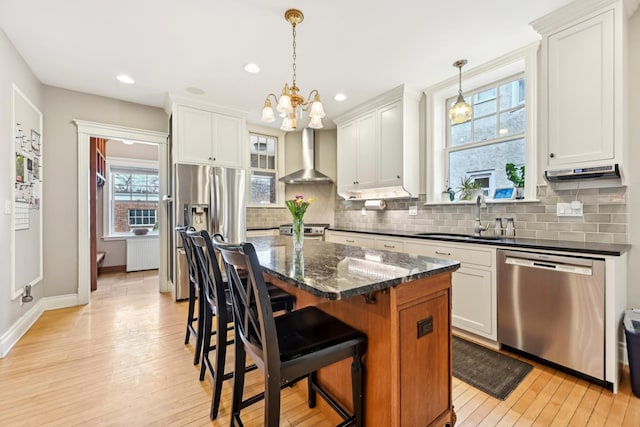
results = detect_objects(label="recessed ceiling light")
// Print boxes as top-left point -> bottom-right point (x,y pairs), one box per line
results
186,87 -> 205,95
244,63 -> 260,74
116,74 -> 135,84
334,93 -> 347,102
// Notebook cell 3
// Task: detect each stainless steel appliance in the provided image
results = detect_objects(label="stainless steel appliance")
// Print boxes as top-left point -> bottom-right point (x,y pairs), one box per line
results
279,223 -> 329,241
173,164 -> 246,300
498,249 -> 606,380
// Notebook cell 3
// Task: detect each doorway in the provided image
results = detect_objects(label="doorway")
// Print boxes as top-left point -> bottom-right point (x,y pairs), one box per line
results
76,121 -> 168,305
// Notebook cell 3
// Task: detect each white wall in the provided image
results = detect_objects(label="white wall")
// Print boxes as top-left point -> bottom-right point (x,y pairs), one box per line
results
627,11 -> 640,308
0,29 -> 44,346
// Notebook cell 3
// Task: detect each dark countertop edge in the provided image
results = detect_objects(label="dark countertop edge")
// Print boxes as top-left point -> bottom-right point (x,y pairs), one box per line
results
247,226 -> 280,231
263,263 -> 460,300
328,228 -> 630,257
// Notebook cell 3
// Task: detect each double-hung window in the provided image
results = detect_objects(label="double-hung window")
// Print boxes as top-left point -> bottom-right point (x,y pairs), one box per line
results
249,132 -> 279,205
446,75 -> 526,198
104,159 -> 159,236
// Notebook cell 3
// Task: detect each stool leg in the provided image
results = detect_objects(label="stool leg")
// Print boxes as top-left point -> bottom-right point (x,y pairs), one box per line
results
199,303 -> 213,381
230,331 -> 247,426
185,282 -> 196,345
307,371 -> 317,408
210,317 -> 228,419
264,369 -> 282,427
193,284 -> 204,365
352,354 -> 364,427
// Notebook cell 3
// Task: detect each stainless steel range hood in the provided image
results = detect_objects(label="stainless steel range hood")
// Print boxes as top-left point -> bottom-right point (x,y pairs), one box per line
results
279,128 -> 333,184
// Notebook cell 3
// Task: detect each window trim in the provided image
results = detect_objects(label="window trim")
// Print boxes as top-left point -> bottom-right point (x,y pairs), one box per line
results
423,43 -> 539,205
246,125 -> 286,208
103,156 -> 160,239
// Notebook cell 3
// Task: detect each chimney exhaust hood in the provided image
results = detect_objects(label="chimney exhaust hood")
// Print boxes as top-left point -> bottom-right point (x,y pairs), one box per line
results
279,128 -> 333,184
544,164 -> 620,182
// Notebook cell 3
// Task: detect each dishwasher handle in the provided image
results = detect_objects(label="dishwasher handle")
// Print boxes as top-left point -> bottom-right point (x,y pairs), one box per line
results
505,256 -> 593,275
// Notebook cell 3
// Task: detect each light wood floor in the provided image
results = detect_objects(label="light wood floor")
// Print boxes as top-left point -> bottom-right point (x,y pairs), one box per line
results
1,271 -> 638,426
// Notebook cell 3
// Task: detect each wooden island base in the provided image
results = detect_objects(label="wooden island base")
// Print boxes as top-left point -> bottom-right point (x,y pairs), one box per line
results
266,271 -> 455,427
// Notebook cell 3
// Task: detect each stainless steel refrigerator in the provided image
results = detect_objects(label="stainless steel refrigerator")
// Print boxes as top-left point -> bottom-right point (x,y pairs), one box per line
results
172,164 -> 246,301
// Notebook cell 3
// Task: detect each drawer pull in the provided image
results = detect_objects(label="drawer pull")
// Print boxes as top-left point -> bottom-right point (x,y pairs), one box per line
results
435,251 -> 451,256
384,244 -> 395,248
346,239 -> 355,243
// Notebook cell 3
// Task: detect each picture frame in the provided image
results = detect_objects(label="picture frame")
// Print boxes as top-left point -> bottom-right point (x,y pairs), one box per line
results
31,129 -> 40,152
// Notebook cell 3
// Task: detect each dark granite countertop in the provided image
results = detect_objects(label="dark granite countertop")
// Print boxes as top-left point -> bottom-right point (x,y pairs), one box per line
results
247,226 -> 279,231
329,227 -> 630,257
246,235 -> 460,300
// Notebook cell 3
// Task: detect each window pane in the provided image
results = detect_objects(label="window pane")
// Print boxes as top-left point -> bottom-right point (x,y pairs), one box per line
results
473,88 -> 497,117
499,107 -> 525,138
449,138 -> 525,196
473,115 -> 497,142
450,121 -> 472,147
499,78 -> 525,110
111,168 -> 159,233
250,171 -> 276,205
250,135 -> 259,168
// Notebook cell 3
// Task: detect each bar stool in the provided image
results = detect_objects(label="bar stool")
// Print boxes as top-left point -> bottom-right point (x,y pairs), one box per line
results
176,226 -> 203,365
214,237 -> 367,427
190,230 -> 295,420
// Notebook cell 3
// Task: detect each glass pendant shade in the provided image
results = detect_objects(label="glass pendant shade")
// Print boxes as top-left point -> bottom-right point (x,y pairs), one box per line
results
308,115 -> 324,129
261,105 -> 276,123
449,93 -> 472,124
309,100 -> 326,119
280,116 -> 293,131
276,95 -> 293,114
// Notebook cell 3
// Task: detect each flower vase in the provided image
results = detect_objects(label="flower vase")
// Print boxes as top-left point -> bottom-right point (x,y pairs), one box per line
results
292,217 -> 304,250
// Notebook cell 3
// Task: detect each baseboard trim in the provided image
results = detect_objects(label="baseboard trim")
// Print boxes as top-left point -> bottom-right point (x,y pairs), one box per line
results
100,265 -> 126,274
0,293 -> 79,358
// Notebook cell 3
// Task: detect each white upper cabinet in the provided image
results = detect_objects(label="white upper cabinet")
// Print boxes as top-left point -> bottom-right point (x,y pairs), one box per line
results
175,104 -> 245,168
334,85 -> 419,199
532,0 -> 637,175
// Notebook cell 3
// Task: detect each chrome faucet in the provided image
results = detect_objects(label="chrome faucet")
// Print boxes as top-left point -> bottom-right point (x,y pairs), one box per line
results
474,194 -> 488,236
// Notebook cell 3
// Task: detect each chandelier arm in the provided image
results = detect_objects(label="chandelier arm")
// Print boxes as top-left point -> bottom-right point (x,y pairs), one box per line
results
266,93 -> 279,104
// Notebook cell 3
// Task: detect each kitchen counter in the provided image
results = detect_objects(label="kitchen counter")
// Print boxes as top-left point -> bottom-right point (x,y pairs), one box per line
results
246,235 -> 458,426
246,235 -> 460,299
329,227 -> 630,257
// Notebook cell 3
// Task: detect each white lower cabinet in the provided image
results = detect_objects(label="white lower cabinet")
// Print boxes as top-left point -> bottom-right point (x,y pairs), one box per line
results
324,230 -> 375,249
403,240 -> 497,341
374,237 -> 405,253
246,229 -> 278,237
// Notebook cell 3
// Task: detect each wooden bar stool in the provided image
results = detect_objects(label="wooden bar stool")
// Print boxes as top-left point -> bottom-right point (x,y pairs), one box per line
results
190,230 -> 295,420
214,237 -> 367,427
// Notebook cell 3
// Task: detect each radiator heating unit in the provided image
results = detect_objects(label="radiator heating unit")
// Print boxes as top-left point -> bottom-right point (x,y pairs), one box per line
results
126,238 -> 160,272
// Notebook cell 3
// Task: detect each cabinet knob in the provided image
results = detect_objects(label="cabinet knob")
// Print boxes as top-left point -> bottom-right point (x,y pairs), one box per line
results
208,157 -> 212,160
397,175 -> 400,179
549,153 -> 555,158
213,157 -> 216,161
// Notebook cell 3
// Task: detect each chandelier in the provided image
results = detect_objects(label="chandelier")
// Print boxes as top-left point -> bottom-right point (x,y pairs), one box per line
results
260,9 -> 325,131
449,59 -> 472,124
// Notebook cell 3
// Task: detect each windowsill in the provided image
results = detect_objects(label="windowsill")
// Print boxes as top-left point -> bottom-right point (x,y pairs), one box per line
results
102,232 -> 159,241
423,198 -> 540,207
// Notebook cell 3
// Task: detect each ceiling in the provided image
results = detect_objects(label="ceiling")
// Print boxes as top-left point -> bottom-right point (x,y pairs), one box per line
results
0,0 -> 573,129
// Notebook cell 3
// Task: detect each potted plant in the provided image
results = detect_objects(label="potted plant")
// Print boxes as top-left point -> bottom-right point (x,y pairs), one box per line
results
505,162 -> 525,199
456,176 -> 482,201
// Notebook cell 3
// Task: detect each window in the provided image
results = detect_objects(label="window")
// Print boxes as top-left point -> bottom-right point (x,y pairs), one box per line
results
446,75 -> 526,199
249,132 -> 278,205
105,160 -> 159,236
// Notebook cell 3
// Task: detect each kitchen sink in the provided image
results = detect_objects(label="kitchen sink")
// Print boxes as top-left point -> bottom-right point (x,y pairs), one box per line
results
414,232 -> 503,241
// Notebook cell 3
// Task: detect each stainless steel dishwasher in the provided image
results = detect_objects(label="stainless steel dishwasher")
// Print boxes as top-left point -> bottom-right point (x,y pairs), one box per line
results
497,249 -> 606,380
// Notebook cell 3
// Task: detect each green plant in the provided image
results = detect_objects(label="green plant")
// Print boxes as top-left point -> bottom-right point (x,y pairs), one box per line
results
456,176 -> 482,200
505,163 -> 525,188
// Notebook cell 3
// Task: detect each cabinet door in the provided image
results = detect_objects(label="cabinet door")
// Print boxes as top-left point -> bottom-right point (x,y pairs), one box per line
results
212,113 -> 244,168
355,113 -> 378,188
337,121 -> 358,191
547,10 -> 614,167
378,101 -> 404,187
177,105 -> 213,164
325,231 -> 375,249
451,267 -> 494,337
399,291 -> 450,426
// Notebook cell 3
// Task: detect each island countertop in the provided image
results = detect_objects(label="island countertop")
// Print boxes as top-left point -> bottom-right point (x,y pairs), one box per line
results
246,235 -> 460,300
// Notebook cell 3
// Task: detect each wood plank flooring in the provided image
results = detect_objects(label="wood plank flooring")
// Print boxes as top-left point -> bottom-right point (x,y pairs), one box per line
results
1,271 -> 638,426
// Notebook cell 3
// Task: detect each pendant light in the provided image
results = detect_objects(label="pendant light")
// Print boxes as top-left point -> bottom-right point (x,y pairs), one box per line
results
449,59 -> 472,124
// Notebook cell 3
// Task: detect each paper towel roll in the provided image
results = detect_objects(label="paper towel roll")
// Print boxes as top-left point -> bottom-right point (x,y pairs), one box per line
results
364,199 -> 386,210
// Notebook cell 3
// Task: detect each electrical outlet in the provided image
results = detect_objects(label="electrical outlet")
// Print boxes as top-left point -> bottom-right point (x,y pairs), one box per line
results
361,208 -> 367,216
408,206 -> 418,216
557,201 -> 583,217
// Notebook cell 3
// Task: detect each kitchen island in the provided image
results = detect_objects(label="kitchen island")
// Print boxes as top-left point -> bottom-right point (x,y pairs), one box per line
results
246,235 -> 460,427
